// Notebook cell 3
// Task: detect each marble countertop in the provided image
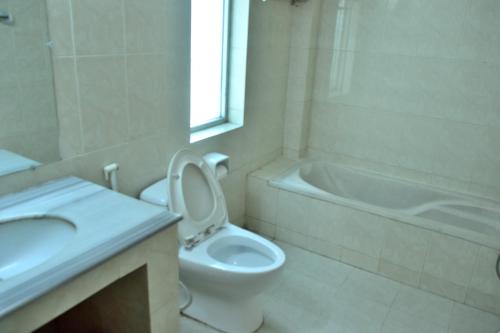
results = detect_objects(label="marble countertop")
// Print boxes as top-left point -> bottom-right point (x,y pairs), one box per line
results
0,177 -> 181,318
0,149 -> 41,177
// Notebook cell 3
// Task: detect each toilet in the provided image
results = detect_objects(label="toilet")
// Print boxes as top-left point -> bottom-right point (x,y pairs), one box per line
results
140,149 -> 285,333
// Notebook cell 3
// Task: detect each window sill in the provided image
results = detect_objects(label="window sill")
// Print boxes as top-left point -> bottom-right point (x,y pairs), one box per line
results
190,122 -> 242,143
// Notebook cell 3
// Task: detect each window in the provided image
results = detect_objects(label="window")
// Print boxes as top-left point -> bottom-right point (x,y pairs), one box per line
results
190,0 -> 229,131
189,0 -> 250,143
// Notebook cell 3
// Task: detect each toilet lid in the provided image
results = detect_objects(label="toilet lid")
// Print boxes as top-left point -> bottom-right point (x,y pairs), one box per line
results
167,149 -> 228,247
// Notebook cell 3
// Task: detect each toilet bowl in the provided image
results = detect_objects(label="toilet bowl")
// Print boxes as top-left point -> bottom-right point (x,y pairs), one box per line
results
140,150 -> 285,333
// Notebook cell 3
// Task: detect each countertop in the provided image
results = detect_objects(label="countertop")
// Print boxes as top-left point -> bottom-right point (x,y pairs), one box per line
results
0,149 -> 41,177
0,177 -> 181,318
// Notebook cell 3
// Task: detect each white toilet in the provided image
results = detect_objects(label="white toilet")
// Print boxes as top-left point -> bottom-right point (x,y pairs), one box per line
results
140,149 -> 285,333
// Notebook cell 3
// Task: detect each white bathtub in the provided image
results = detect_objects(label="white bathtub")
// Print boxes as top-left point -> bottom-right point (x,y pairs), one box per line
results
271,160 -> 500,248
247,159 -> 500,313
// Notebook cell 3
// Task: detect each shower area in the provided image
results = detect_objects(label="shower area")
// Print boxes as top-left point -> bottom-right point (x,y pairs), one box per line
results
246,0 -> 500,316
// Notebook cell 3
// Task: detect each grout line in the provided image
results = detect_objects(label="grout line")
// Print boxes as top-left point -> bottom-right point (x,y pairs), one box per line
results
61,51 -> 170,58
120,0 -> 131,143
380,276 -> 403,329
463,245 -> 481,305
446,302 -> 458,333
181,315 -> 223,333
318,47 -> 500,66
67,0 -> 84,156
419,232 -> 434,292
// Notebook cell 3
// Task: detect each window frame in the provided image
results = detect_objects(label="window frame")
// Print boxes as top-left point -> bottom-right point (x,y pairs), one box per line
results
189,0 -> 231,133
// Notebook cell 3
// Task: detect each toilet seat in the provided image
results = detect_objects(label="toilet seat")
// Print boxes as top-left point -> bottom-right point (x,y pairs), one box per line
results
168,149 -> 228,248
179,224 -> 285,275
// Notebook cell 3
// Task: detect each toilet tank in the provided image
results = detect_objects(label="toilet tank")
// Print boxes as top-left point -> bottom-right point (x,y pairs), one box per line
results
140,178 -> 169,207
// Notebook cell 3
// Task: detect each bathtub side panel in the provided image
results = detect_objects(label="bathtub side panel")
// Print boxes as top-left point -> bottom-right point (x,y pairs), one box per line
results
379,221 -> 432,287
246,176 -> 279,225
420,234 -> 480,302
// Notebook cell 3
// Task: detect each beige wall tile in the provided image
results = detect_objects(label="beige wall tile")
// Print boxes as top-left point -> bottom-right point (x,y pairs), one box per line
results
46,0 -> 73,57
276,227 -> 308,249
126,54 -> 168,139
306,236 -> 342,261
422,234 -> 479,288
281,0 -> 320,158
77,56 -> 128,152
52,57 -> 83,159
340,248 -> 379,273
246,176 -> 279,223
378,259 -> 420,288
246,216 -> 276,239
249,158 -> 295,181
307,200 -> 343,245
72,0 -> 125,55
380,221 -> 431,273
219,167 -> 247,225
276,189 -> 311,235
123,0 -> 168,54
338,208 -> 385,258
419,272 -> 468,302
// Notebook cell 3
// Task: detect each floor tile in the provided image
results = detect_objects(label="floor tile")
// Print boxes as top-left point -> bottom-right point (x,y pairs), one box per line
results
327,291 -> 390,333
448,302 -> 500,333
259,297 -> 330,333
277,240 -> 352,287
336,268 -> 402,306
180,241 -> 500,333
269,268 -> 338,316
382,308 -> 449,333
391,285 -> 454,327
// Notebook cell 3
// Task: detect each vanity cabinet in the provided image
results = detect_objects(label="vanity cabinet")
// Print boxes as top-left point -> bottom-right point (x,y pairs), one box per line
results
0,226 -> 179,333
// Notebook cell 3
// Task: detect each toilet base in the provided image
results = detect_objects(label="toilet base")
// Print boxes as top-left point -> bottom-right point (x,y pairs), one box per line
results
182,289 -> 263,333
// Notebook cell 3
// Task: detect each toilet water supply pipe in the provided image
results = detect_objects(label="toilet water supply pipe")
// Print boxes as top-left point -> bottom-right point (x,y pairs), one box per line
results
178,280 -> 192,311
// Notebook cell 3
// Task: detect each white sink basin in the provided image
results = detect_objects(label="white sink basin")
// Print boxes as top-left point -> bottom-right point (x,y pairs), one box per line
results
0,217 -> 76,280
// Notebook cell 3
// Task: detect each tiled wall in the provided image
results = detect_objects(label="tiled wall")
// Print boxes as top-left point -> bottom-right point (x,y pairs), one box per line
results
0,0 -> 60,163
282,1 -> 320,159
307,0 -> 500,200
0,0 -> 293,226
246,161 -> 500,316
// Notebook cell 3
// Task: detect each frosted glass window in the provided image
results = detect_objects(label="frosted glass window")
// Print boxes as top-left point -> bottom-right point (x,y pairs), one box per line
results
190,0 -> 228,130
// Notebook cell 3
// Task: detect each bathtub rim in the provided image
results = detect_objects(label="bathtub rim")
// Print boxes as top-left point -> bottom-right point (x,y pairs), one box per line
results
269,159 -> 500,251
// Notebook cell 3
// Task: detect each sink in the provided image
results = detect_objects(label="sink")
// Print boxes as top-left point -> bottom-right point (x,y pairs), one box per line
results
0,217 -> 76,280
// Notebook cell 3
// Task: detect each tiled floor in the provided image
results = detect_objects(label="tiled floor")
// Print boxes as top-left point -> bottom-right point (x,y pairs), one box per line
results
180,241 -> 500,333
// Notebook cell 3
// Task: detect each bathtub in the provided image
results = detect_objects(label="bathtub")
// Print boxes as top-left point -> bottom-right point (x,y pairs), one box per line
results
247,159 -> 500,314
270,160 -> 500,248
